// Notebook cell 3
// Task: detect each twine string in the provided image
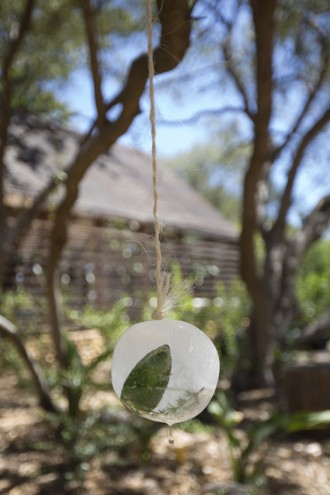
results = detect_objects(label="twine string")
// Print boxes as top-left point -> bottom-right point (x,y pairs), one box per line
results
147,0 -> 172,320
147,0 -> 192,320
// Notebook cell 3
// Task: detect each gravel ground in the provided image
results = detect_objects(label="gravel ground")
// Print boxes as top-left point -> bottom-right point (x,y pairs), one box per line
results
1,331 -> 330,495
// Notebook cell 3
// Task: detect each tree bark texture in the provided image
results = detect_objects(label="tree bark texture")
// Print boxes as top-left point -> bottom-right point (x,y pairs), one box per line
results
235,0 -> 277,389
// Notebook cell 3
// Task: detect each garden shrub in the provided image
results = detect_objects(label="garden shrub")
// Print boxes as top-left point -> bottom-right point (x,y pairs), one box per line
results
296,239 -> 330,326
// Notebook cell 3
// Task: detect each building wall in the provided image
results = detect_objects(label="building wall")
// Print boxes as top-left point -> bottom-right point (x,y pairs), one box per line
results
5,218 -> 239,314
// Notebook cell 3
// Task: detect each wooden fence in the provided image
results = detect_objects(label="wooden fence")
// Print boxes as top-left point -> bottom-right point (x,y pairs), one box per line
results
4,218 -> 239,314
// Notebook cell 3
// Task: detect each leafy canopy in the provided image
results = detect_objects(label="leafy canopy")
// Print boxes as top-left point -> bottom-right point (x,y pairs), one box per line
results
0,0 -> 146,118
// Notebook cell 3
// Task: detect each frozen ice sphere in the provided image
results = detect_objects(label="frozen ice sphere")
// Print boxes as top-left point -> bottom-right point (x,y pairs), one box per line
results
111,320 -> 220,425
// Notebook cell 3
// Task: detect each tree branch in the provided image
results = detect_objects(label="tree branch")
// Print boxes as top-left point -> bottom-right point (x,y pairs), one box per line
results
106,0 -> 192,118
45,132 -> 110,367
81,0 -> 105,121
274,16 -> 330,158
51,0 -> 194,267
46,0 -> 195,365
271,106 -> 330,241
2,0 -> 36,74
0,0 -> 36,231
158,106 -> 247,126
217,0 -> 253,121
1,175 -> 59,256
294,310 -> 330,347
223,40 -> 254,120
0,314 -> 58,412
240,0 -> 276,297
297,194 -> 330,254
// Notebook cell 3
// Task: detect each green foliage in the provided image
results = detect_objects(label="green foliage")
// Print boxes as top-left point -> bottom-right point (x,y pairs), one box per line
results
209,390 -> 330,486
95,1 -> 145,39
165,126 -> 249,224
0,282 -> 248,462
56,271 -> 250,446
276,0 -> 330,86
0,290 -> 133,418
166,270 -> 250,373
0,288 -> 45,375
296,239 -> 330,326
62,336 -> 86,418
0,0 -> 85,117
0,332 -> 24,376
14,293 -> 161,462
0,287 -> 44,331
0,0 -> 146,117
53,301 -> 133,418
48,296 -> 138,419
179,417 -> 215,434
44,408 -> 141,480
208,391 -> 251,485
214,280 -> 251,366
66,299 -> 130,350
128,416 -> 160,462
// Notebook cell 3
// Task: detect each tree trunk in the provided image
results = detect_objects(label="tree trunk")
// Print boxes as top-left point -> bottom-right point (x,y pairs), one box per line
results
45,271 -> 68,369
0,246 -> 10,290
232,283 -> 299,393
232,298 -> 274,391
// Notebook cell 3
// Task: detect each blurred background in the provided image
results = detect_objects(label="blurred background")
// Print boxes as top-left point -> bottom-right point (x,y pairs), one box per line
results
1,1 -> 330,494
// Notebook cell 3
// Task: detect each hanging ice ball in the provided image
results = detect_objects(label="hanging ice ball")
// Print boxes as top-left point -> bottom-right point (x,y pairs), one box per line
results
111,320 -> 220,425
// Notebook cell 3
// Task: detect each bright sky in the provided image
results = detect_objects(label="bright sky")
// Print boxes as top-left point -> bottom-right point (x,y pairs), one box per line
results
58,66 -> 329,229
56,10 -> 330,232
57,1 -> 247,159
59,67 -> 211,159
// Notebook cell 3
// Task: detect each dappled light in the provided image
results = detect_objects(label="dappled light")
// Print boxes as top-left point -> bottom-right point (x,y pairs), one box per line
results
1,0 -> 330,494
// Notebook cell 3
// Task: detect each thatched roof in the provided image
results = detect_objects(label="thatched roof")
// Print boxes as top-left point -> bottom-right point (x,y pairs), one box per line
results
5,121 -> 237,241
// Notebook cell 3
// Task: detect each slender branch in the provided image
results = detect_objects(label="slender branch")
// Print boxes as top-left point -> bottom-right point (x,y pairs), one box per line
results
203,0 -> 241,29
55,0 -> 193,240
81,0 -> 105,121
298,194 -> 330,253
158,106 -> 247,126
0,314 -> 58,412
106,0 -> 192,116
216,0 -> 253,121
154,62 -> 219,89
0,0 -> 36,231
271,106 -> 330,241
294,310 -> 330,347
223,40 -> 254,120
279,195 -> 330,317
274,16 -> 330,158
45,133 -> 110,367
2,0 -> 36,74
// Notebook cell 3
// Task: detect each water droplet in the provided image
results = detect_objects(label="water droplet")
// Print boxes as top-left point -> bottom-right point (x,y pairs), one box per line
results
168,424 -> 174,445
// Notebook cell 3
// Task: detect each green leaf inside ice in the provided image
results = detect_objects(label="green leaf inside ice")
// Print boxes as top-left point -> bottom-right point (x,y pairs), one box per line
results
120,344 -> 172,415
